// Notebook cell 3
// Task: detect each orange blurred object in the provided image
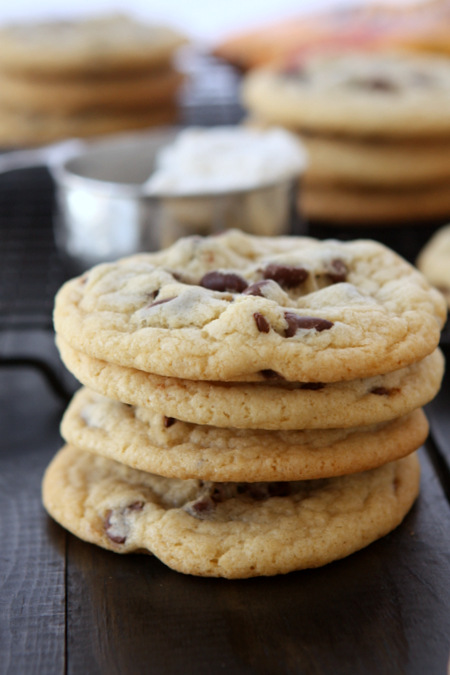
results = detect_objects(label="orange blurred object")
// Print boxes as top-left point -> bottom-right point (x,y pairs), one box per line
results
213,0 -> 450,70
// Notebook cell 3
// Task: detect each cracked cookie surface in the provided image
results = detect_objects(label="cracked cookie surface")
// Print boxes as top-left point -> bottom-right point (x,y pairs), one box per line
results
42,444 -> 420,578
54,230 -> 446,383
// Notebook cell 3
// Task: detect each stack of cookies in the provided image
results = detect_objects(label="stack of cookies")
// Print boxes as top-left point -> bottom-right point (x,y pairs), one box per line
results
44,230 -> 447,578
242,50 -> 450,225
0,14 -> 187,147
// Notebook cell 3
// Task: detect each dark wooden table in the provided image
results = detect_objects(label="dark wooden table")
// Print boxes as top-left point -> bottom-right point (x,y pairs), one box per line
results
1,333 -> 450,675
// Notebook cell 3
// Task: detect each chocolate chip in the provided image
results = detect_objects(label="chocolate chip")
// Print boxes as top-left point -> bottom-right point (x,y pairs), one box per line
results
350,76 -> 398,93
370,386 -> 400,396
104,510 -> 126,544
243,280 -> 272,297
148,296 -> 176,308
163,416 -> 176,428
211,485 -> 228,503
128,501 -> 144,511
327,259 -> 348,283
104,502 -> 144,544
371,387 -> 389,396
262,264 -> 309,288
300,382 -> 325,390
187,497 -> 215,518
284,312 -> 334,337
260,369 -> 285,380
253,312 -> 270,333
200,271 -> 248,293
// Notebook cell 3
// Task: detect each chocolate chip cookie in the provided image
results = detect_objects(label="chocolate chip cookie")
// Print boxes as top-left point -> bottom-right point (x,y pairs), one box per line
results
242,51 -> 450,138
61,387 -> 428,481
417,224 -> 450,307
57,338 -> 444,430
54,230 -> 446,383
42,444 -> 420,578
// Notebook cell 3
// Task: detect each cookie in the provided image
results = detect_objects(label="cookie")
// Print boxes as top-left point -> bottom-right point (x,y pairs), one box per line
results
61,386 -> 428,481
0,14 -> 187,77
53,230 -> 447,383
242,51 -> 450,139
300,133 -> 450,187
0,105 -> 178,147
42,444 -> 420,578
300,180 -> 450,224
0,67 -> 184,114
57,338 -> 444,430
417,224 -> 450,305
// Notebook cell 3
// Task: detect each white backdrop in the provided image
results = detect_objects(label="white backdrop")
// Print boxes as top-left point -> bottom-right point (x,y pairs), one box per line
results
0,0 -> 416,44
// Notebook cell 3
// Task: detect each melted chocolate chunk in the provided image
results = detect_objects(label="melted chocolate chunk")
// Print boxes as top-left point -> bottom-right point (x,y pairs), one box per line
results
371,386 -> 390,396
243,280 -> 272,297
262,264 -> 309,288
327,259 -> 348,283
253,312 -> 271,333
104,502 -> 144,544
163,416 -> 176,428
200,271 -> 248,293
284,312 -> 334,337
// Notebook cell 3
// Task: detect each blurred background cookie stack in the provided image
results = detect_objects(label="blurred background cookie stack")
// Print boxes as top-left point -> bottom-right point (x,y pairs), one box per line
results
43,230 -> 447,578
0,14 -> 187,147
241,49 -> 450,231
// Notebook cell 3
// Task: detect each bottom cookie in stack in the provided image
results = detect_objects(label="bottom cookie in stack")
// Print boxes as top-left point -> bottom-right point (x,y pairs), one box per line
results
42,380 -> 427,578
43,445 -> 420,579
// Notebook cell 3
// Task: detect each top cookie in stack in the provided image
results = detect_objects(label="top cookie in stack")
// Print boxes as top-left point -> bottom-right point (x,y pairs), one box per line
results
242,50 -> 450,225
0,14 -> 187,147
54,229 -> 446,384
